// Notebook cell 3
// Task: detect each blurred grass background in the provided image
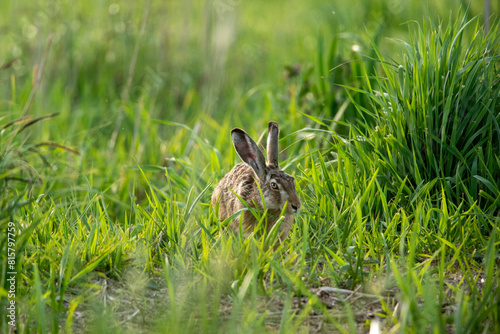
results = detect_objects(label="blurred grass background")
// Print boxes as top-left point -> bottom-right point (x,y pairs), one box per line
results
1,0 -> 499,333
1,0 -> 496,194
1,0 -> 495,122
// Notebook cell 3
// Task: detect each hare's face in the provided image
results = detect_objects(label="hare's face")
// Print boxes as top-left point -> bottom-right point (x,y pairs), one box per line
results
260,168 -> 301,215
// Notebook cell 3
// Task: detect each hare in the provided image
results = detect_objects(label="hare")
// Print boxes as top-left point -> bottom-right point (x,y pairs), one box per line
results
211,121 -> 301,240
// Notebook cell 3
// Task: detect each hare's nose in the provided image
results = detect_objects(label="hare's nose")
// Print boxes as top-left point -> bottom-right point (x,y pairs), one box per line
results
292,204 -> 298,212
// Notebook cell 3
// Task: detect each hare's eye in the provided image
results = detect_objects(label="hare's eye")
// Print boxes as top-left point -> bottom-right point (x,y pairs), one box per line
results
271,182 -> 279,190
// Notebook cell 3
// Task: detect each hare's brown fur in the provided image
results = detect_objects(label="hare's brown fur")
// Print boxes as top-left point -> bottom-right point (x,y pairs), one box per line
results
211,122 -> 301,239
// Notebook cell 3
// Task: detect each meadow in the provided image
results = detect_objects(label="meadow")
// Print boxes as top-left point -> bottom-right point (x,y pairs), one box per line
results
1,0 -> 499,333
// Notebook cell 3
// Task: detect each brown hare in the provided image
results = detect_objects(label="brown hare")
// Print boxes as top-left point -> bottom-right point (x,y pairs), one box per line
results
211,121 -> 301,240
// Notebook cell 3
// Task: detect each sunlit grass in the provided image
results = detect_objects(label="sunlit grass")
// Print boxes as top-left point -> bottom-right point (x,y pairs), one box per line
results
0,1 -> 499,333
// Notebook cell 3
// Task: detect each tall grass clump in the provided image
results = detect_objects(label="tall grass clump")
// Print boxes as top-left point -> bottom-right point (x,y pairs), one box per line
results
347,14 -> 500,214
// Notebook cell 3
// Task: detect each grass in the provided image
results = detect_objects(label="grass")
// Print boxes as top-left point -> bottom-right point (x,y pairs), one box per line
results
346,14 -> 500,212
1,0 -> 499,333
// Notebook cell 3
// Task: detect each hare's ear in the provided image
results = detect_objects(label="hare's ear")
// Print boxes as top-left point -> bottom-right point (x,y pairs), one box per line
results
267,121 -> 279,168
231,128 -> 267,180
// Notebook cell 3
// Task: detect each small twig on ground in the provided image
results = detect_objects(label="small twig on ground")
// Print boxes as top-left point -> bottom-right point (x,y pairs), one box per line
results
315,286 -> 379,299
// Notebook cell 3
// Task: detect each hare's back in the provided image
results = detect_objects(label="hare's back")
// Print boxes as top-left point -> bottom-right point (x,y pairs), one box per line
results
221,163 -> 257,197
214,163 -> 256,201
212,163 -> 258,220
